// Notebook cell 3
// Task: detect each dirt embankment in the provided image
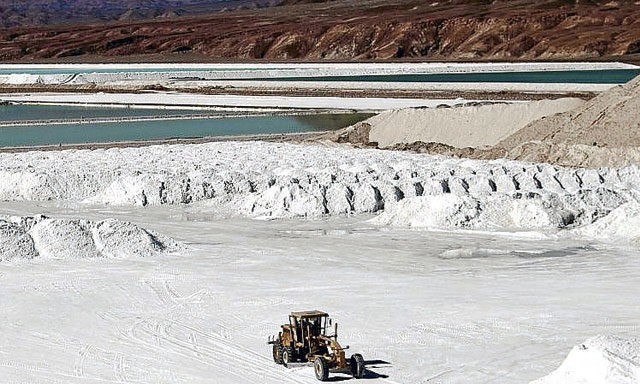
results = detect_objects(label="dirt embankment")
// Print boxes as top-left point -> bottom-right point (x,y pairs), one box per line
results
366,98 -> 585,149
1,0 -> 640,62
0,82 -> 597,102
344,75 -> 640,168
495,75 -> 640,167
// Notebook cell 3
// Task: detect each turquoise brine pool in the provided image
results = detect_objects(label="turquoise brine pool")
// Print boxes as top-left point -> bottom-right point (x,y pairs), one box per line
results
0,67 -> 638,83
253,69 -> 640,84
0,113 -> 373,147
0,104 -> 210,122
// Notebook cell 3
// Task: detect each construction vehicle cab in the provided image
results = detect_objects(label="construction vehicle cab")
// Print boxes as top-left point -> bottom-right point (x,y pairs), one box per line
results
268,310 -> 365,381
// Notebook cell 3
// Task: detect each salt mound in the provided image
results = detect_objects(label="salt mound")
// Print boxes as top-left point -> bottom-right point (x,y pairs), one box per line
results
30,219 -> 100,259
531,335 -> 640,384
0,141 -> 639,233
371,194 -> 578,231
84,175 -> 164,206
92,219 -> 178,258
370,195 -> 480,228
244,182 -> 327,218
0,219 -> 38,261
366,98 -> 584,148
0,215 -> 181,261
571,201 -> 640,245
478,195 -> 575,230
499,75 -> 640,167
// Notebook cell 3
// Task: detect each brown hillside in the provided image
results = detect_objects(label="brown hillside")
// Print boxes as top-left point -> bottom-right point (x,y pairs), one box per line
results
1,0 -> 639,62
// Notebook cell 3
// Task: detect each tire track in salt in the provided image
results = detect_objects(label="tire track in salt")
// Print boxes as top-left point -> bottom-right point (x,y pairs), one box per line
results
73,345 -> 90,377
122,316 -> 315,384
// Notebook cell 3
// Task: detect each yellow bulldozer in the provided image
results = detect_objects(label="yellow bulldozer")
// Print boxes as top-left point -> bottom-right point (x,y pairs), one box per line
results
268,310 -> 365,381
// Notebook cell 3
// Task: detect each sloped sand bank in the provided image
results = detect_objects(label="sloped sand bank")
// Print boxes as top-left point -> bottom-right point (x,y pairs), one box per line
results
368,98 -> 584,148
360,75 -> 640,168
498,75 -> 640,167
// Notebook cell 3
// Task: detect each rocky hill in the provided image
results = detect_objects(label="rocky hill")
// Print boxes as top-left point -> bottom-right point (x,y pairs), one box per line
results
1,0 -> 639,62
0,0 -> 276,28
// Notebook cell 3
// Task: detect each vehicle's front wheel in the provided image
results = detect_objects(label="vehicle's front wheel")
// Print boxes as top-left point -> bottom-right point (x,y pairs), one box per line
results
281,347 -> 293,366
272,343 -> 283,364
314,357 -> 329,381
350,353 -> 365,378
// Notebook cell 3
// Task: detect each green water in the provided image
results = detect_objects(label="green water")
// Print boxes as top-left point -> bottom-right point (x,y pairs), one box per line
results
0,67 -> 637,83
254,69 -> 640,84
0,113 -> 373,147
0,104 -> 210,121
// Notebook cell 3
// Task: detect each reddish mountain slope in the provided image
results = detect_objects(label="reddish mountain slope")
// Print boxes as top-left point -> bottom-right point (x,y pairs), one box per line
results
1,0 -> 639,62
0,0 -> 276,28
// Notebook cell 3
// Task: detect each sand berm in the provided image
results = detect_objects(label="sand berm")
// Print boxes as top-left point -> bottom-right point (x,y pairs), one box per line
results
348,75 -> 640,168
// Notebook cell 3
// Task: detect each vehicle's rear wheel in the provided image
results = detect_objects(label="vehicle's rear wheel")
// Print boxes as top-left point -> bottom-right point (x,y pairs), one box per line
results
272,343 -> 283,364
314,357 -> 329,381
350,353 -> 365,378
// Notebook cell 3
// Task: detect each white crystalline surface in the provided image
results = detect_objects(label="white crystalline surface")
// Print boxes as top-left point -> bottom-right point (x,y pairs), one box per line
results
0,201 -> 638,384
531,335 -> 640,384
1,141 -> 639,238
1,142 -> 640,384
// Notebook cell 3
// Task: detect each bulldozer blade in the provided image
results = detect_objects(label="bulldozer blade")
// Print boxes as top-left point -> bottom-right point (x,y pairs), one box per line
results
283,362 -> 313,369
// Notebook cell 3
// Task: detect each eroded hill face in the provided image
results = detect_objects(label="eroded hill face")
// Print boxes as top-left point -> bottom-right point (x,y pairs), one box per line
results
0,0 -> 277,28
0,0 -> 639,61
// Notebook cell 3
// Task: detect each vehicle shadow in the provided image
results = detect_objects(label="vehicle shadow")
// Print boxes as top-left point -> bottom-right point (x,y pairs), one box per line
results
363,359 -> 391,379
326,360 -> 392,381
